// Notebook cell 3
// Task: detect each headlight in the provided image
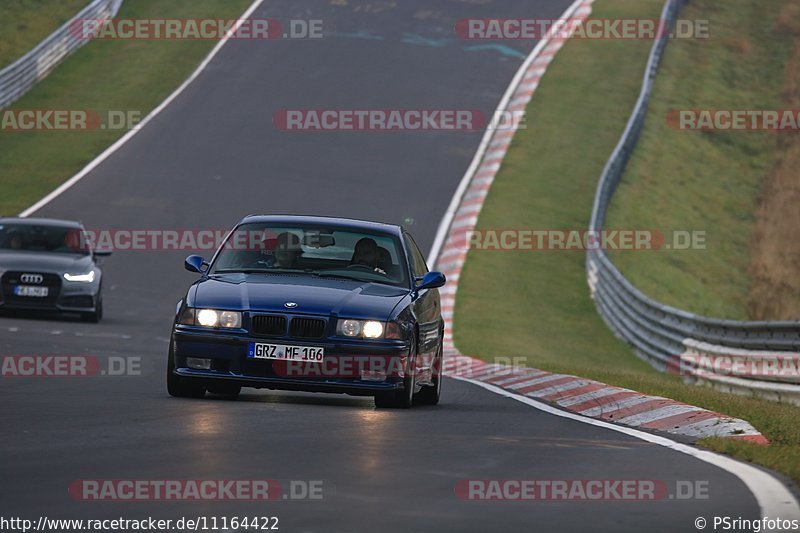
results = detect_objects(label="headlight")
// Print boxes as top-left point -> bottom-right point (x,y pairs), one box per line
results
339,319 -> 361,337
337,319 -> 391,339
181,308 -> 241,329
197,309 -> 219,327
362,321 -> 384,339
218,311 -> 241,328
63,271 -> 95,282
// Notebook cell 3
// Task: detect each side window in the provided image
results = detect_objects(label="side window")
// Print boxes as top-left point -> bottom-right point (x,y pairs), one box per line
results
404,233 -> 429,278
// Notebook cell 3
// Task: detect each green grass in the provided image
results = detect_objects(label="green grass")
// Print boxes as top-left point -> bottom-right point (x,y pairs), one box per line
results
0,0 -> 253,215
0,0 -> 93,68
454,0 -> 800,482
605,0 -> 795,319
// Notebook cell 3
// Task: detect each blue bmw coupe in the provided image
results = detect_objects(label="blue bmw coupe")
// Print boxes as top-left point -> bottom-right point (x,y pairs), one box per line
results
168,215 -> 446,408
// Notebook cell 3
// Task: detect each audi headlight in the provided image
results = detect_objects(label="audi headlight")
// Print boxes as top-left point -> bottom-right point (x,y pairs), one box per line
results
180,308 -> 241,329
337,319 -> 393,339
63,271 -> 95,283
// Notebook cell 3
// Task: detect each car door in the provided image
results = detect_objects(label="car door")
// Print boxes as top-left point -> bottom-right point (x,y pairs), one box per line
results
403,232 -> 442,379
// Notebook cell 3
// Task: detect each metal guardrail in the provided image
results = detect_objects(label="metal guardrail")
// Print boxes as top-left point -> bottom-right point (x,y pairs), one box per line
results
586,0 -> 800,405
0,0 -> 124,109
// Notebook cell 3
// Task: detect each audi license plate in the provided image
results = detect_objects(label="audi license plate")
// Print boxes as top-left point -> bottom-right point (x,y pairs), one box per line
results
247,342 -> 324,362
14,285 -> 49,297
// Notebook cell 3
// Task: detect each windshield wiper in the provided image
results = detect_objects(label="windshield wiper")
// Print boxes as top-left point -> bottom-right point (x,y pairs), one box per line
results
212,268 -> 281,274
308,272 -> 369,283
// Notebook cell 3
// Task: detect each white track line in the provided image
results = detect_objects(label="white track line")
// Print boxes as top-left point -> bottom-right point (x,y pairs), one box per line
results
427,0 -> 587,264
453,375 -> 800,519
19,0 -> 268,217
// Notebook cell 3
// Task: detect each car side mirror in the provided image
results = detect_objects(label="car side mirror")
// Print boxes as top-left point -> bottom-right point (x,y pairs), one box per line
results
93,249 -> 112,257
416,271 -> 446,291
185,255 -> 208,274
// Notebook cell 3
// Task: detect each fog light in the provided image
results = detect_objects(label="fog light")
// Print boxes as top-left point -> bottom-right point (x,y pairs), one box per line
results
186,357 -> 212,370
361,369 -> 387,381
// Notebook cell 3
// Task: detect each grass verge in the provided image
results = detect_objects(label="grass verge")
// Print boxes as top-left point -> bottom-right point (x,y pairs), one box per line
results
0,0 -> 92,69
454,0 -> 800,483
606,0 -> 800,319
0,0 -> 253,215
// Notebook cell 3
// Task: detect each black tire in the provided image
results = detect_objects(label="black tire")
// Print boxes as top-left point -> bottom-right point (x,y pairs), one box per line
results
207,383 -> 241,399
166,340 -> 206,398
375,334 -> 417,409
415,340 -> 443,406
81,299 -> 103,323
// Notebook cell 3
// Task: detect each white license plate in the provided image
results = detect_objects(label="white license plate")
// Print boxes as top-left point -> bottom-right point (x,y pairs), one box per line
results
248,342 -> 324,362
14,285 -> 49,297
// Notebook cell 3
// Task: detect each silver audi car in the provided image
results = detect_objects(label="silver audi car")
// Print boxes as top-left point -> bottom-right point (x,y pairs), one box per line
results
0,217 -> 109,322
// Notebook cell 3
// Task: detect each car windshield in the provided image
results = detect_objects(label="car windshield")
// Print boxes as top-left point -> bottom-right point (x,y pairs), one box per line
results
209,222 -> 409,287
0,223 -> 91,255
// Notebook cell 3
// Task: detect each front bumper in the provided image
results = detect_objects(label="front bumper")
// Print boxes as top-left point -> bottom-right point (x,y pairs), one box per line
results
0,291 -> 100,313
172,326 -> 411,396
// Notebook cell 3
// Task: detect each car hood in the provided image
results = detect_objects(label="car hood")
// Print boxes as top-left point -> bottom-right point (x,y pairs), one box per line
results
191,274 -> 409,320
0,250 -> 94,274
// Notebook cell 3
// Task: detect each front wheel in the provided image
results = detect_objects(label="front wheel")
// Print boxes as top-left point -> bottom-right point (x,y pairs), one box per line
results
80,299 -> 103,323
166,339 -> 206,398
415,341 -> 442,406
375,335 -> 418,409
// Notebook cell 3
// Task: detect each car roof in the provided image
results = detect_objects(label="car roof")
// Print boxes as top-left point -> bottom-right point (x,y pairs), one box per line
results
238,214 -> 404,236
0,217 -> 84,229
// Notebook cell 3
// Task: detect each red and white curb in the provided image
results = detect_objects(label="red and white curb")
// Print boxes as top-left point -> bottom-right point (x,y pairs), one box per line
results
442,355 -> 767,443
432,0 -> 768,445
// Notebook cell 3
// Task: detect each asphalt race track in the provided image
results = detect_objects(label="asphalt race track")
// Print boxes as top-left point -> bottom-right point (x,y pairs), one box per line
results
0,0 -> 770,531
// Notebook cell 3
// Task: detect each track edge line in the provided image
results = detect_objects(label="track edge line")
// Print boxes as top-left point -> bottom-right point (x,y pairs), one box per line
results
18,0 -> 269,218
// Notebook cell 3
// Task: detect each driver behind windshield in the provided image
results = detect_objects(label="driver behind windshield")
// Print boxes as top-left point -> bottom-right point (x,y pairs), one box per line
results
273,232 -> 302,268
7,232 -> 23,250
351,238 -> 387,275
